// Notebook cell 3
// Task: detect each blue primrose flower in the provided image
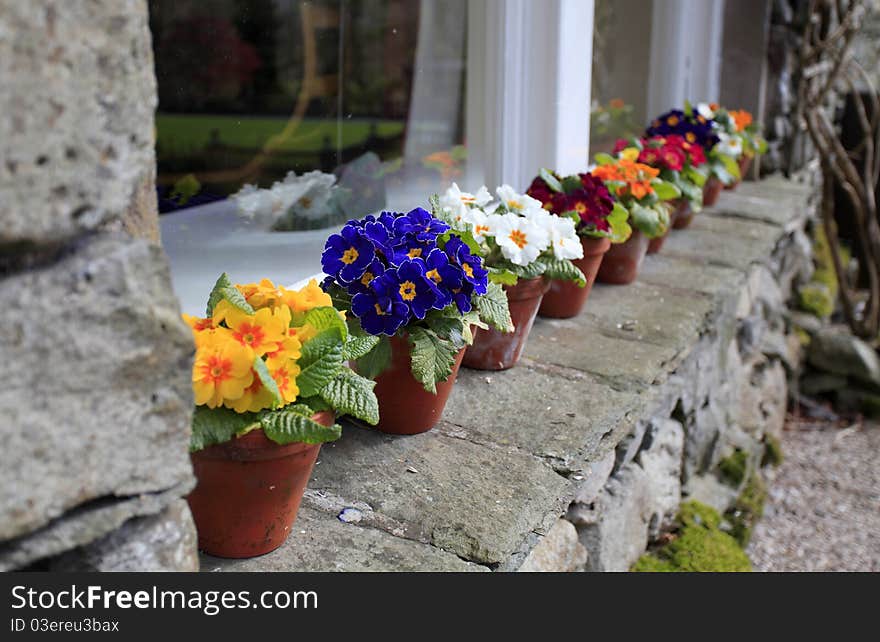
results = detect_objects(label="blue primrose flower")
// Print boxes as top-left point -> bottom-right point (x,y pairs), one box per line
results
345,257 -> 387,295
394,259 -> 439,320
393,207 -> 450,242
444,236 -> 488,295
322,224 -> 375,283
390,234 -> 436,265
350,271 -> 411,336
423,248 -> 464,308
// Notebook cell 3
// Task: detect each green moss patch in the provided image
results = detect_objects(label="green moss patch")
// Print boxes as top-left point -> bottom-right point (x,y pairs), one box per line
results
725,474 -> 767,546
632,502 -> 752,572
761,435 -> 784,467
718,449 -> 749,486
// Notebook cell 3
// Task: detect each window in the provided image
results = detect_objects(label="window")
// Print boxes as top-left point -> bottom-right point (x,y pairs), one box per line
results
151,0 -> 594,315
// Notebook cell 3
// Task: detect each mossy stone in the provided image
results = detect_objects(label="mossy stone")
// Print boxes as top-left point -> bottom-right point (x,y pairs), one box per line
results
632,501 -> 752,572
718,449 -> 749,487
761,435 -> 784,467
725,474 -> 767,546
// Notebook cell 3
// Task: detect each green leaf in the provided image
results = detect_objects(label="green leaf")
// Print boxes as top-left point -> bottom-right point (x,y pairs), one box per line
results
560,175 -> 583,194
515,258 -> 548,280
719,153 -> 742,181
206,273 -> 255,316
342,334 -> 381,361
253,356 -> 283,408
319,369 -> 379,425
439,228 -> 482,255
683,165 -> 707,187
260,409 -> 342,445
488,268 -> 519,286
594,152 -> 615,166
652,180 -> 681,201
297,331 -> 345,398
630,203 -> 666,238
474,281 -> 514,333
540,168 -> 564,193
407,327 -> 460,394
543,258 -> 586,287
190,406 -> 259,452
608,202 -> 633,243
354,334 -> 392,379
426,316 -> 468,349
303,306 -> 347,340
457,310 -> 487,345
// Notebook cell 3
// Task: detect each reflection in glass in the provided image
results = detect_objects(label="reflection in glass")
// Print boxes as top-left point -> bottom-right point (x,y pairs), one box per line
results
149,0 -> 476,314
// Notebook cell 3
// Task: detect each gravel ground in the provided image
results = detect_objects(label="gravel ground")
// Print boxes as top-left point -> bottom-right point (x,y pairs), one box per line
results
747,417 -> 880,572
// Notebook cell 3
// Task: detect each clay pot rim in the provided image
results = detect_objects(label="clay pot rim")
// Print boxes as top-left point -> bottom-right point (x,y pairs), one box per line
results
192,410 -> 335,461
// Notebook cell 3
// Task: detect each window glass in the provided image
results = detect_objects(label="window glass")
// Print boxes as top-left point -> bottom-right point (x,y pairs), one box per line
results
150,0 -> 476,315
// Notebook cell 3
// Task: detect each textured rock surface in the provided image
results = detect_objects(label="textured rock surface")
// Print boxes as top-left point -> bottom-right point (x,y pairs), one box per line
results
0,0 -> 158,246
0,234 -> 194,542
638,419 -> 684,539
0,1 -> 195,570
518,519 -> 587,572
578,464 -> 651,572
49,500 -> 198,572
808,325 -> 880,386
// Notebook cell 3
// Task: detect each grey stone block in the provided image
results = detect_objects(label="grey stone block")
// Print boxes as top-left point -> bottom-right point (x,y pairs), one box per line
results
203,506 -> 486,572
518,519 -> 587,572
0,234 -> 195,542
637,419 -> 684,540
808,325 -> 880,386
0,0 -> 158,245
48,500 -> 198,572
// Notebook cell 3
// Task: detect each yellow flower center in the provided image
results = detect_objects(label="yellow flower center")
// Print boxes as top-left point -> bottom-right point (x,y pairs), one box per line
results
233,323 -> 265,350
299,196 -> 312,208
399,281 -> 417,301
461,195 -> 476,203
507,199 -> 522,210
202,356 -> 232,384
462,263 -> 474,278
360,271 -> 374,286
426,268 -> 442,283
686,132 -> 696,143
374,303 -> 386,316
667,115 -> 679,126
474,224 -> 490,236
407,248 -> 422,259
508,230 -> 528,249
342,247 -> 359,265
575,202 -> 587,214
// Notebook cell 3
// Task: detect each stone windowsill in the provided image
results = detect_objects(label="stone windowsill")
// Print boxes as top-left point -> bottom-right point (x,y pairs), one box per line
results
200,175 -> 813,572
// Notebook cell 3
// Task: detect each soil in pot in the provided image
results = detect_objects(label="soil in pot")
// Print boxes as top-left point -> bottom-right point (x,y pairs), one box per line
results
372,334 -> 466,435
703,176 -> 724,207
539,236 -> 611,318
188,410 -> 334,559
596,228 -> 650,285
464,277 -> 549,370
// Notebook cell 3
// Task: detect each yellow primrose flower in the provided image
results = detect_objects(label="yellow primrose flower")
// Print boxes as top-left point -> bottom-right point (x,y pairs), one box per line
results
236,278 -> 286,310
620,147 -> 640,162
182,314 -> 216,333
225,375 -> 276,414
264,333 -> 303,364
269,358 -> 301,405
282,279 -> 333,315
192,332 -> 254,408
224,306 -> 289,358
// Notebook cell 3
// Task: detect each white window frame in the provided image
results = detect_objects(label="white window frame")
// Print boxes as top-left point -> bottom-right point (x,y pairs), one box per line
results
466,0 -> 595,191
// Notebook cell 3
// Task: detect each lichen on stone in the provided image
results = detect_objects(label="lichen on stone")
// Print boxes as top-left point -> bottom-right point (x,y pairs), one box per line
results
718,448 -> 749,487
762,435 -> 784,467
631,501 -> 752,572
725,473 -> 767,546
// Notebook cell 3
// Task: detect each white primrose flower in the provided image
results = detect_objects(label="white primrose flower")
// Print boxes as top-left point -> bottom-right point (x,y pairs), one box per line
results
232,170 -> 338,227
467,207 -> 498,243
521,203 -> 554,228
546,214 -> 584,261
496,184 -> 544,213
439,183 -> 492,230
697,102 -> 716,120
493,212 -> 550,266
285,171 -> 336,220
715,132 -> 743,159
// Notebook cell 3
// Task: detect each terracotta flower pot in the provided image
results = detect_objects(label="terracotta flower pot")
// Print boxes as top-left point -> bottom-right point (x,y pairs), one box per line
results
187,410 -> 334,559
596,228 -> 650,285
703,176 -> 724,207
372,334 -> 465,435
463,277 -> 549,370
726,155 -> 754,190
671,199 -> 694,230
539,236 -> 611,318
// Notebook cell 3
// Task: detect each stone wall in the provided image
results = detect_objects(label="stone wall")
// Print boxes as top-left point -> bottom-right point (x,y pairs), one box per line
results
0,0 -> 197,570
202,173 -> 818,573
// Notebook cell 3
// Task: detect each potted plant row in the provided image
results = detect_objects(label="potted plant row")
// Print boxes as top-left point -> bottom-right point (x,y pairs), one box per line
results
435,183 -> 587,366
183,276 -> 380,558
